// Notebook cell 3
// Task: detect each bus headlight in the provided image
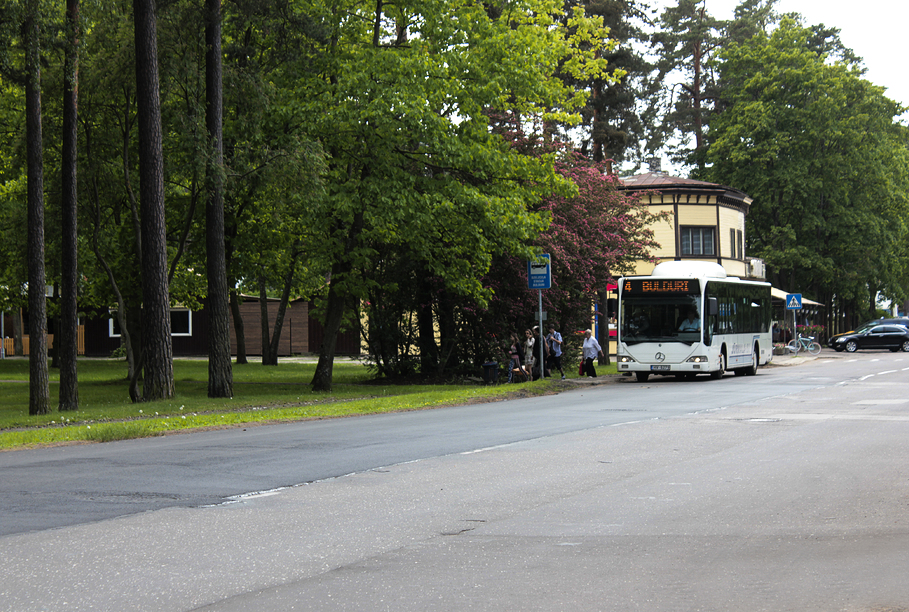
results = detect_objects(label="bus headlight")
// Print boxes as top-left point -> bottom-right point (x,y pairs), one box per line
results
618,355 -> 634,363
687,356 -> 707,363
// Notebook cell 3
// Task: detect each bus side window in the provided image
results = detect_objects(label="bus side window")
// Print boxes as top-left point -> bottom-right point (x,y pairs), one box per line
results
704,297 -> 717,345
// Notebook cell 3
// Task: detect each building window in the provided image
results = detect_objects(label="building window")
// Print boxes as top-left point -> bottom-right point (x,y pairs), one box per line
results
729,229 -> 745,259
170,309 -> 192,336
681,227 -> 716,256
109,309 -> 193,337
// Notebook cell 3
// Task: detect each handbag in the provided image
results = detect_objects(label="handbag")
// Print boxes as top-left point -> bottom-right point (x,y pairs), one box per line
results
578,361 -> 584,376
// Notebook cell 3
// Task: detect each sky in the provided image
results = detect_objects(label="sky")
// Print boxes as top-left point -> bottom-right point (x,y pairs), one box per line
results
690,0 -> 909,110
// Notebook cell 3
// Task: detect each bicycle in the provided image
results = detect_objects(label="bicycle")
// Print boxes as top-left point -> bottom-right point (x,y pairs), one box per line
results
787,333 -> 821,355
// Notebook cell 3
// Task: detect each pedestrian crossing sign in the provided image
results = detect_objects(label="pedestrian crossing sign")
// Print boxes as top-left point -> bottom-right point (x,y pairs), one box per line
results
786,293 -> 802,310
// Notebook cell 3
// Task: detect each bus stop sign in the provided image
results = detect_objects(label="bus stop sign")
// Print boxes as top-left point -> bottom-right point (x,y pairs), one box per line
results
786,293 -> 802,310
528,254 -> 551,289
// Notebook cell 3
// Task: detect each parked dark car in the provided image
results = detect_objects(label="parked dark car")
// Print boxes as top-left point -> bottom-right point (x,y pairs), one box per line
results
827,318 -> 909,349
830,324 -> 909,352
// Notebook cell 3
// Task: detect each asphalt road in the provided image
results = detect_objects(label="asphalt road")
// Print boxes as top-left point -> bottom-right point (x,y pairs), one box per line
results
2,350 -> 908,611
0,351 -> 850,537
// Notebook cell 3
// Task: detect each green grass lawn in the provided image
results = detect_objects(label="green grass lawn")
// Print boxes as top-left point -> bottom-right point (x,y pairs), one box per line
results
0,358 -> 602,450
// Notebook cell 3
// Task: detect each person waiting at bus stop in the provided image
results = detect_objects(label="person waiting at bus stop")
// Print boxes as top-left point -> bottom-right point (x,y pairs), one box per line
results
679,308 -> 700,331
547,324 -> 566,380
581,330 -> 604,377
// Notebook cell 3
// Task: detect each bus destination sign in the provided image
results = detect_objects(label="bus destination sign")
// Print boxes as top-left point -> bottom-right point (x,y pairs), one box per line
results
623,278 -> 697,294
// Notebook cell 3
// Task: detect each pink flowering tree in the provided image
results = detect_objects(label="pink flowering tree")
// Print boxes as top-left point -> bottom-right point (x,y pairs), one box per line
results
467,149 -> 666,367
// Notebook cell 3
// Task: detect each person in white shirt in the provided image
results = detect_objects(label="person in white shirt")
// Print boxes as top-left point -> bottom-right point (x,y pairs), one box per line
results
679,309 -> 700,332
581,330 -> 604,377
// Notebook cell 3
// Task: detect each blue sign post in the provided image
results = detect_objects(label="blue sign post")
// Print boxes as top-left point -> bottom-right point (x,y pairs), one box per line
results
528,254 -> 551,290
528,255 -> 551,377
785,294 -> 802,310
786,293 -> 802,340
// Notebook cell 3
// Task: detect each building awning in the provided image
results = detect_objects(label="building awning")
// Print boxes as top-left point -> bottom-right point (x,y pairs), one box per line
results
770,287 -> 823,306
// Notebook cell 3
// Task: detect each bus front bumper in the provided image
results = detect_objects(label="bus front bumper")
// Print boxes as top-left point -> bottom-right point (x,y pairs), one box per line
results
617,356 -> 712,374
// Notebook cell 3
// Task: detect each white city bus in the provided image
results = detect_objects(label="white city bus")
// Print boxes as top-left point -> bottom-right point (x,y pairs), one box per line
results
617,261 -> 773,382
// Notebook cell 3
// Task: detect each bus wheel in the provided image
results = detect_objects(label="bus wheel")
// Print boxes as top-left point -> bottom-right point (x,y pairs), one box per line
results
745,346 -> 758,376
711,352 -> 726,379
635,372 -> 650,382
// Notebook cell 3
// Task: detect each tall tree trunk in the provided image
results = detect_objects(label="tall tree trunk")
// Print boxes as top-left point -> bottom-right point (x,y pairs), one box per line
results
90,193 -> 138,379
225,215 -> 246,364
126,302 -> 144,402
311,210 -> 363,392
263,247 -> 301,366
229,288 -> 248,364
86,98 -> 141,379
25,0 -> 49,415
58,0 -> 80,411
205,0 -> 233,397
50,284 -> 59,369
133,0 -> 174,401
13,309 -> 24,357
258,277 -> 272,364
311,270 -> 348,392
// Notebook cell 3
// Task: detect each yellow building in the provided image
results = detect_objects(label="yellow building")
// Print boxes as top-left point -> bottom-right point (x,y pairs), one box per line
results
607,171 -> 822,349
617,171 -> 765,281
592,171 -> 773,355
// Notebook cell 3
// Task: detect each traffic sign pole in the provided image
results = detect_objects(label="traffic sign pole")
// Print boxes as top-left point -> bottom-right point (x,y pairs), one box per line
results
528,254 -> 551,380
538,289 -> 544,377
786,293 -> 803,343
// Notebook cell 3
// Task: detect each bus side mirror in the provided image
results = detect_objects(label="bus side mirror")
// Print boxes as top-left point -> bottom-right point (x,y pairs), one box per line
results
707,297 -> 718,316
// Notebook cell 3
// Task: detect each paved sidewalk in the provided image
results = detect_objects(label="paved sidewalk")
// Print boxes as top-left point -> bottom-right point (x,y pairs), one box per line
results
560,348 -> 844,386
768,347 -> 845,366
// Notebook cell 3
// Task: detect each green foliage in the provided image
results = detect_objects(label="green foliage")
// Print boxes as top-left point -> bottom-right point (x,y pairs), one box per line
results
305,0 -> 618,295
284,0 -> 624,389
706,16 -> 909,318
360,122 -> 666,375
725,0 -> 778,45
561,0 -> 657,167
0,0 -> 645,393
648,0 -> 726,169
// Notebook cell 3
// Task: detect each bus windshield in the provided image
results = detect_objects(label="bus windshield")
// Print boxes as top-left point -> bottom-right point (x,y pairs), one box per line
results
621,295 -> 703,345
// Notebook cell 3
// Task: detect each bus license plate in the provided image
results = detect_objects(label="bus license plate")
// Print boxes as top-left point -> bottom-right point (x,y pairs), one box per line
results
650,365 -> 670,371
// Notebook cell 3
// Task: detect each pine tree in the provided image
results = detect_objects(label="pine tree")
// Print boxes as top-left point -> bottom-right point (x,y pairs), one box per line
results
25,0 -> 50,415
58,0 -> 80,412
205,0 -> 233,398
133,0 -> 175,401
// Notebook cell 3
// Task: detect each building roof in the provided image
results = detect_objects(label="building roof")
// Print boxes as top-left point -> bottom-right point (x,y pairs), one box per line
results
617,171 -> 753,209
618,172 -> 720,189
